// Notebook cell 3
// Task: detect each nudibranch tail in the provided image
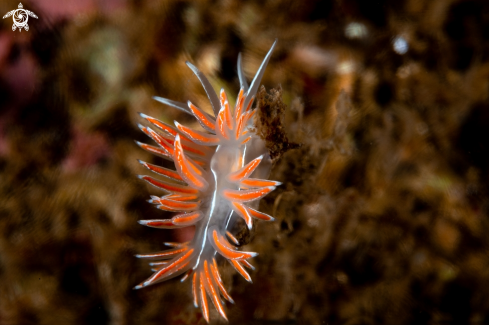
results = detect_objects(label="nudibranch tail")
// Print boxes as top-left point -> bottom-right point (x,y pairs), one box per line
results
135,40 -> 279,322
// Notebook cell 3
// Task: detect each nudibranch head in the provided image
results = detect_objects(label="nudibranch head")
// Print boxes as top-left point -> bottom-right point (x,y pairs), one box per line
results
135,40 -> 279,322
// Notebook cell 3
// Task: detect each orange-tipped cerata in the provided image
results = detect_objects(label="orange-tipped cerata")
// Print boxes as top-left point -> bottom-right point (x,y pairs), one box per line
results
135,40 -> 279,322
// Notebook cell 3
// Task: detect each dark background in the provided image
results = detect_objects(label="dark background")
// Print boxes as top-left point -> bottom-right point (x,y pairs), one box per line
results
1,0 -> 489,324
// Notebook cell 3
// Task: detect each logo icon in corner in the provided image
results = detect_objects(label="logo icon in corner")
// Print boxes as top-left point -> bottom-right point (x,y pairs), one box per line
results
3,3 -> 38,32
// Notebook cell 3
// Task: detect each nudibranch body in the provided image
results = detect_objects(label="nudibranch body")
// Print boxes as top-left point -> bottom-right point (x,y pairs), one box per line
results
135,40 -> 279,322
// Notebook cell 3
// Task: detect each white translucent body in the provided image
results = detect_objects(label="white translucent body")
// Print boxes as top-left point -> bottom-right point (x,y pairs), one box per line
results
135,40 -> 278,321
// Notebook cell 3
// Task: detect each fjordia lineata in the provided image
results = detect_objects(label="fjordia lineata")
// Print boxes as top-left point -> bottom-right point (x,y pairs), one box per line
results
135,40 -> 280,322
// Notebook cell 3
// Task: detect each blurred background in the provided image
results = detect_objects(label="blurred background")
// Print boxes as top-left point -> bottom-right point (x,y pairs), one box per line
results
1,0 -> 489,324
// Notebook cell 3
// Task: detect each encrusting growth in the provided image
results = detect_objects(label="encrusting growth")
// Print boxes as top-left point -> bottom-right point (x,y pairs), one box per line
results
135,40 -> 280,322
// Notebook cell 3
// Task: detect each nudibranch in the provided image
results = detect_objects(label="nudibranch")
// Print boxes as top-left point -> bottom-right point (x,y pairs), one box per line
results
135,40 -> 279,322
